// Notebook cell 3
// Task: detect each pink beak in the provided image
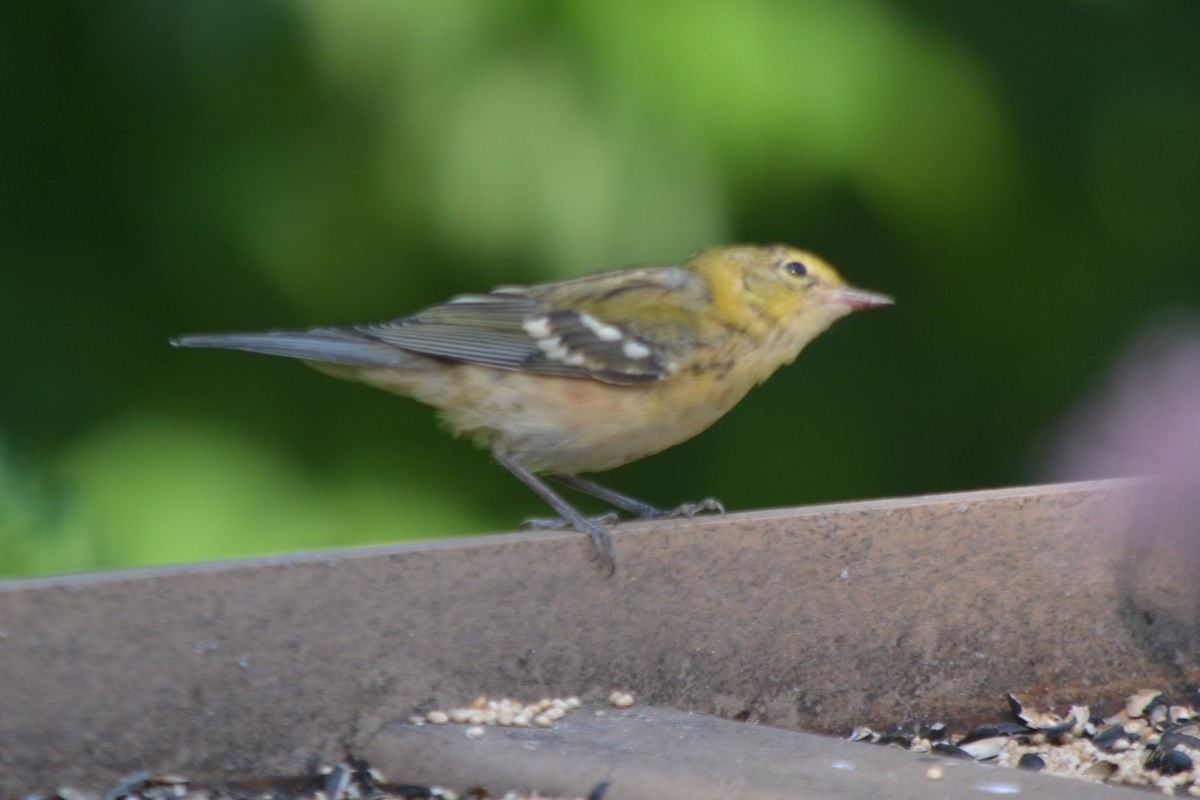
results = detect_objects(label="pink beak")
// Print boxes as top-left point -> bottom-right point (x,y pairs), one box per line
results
829,286 -> 894,311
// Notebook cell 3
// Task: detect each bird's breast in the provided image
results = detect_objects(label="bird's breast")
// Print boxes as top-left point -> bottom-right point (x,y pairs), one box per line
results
435,364 -> 755,474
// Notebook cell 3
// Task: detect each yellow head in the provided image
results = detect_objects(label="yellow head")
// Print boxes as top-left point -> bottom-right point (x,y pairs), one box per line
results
689,244 -> 892,344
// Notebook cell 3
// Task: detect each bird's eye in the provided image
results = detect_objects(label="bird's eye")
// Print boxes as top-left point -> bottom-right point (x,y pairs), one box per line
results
784,261 -> 808,278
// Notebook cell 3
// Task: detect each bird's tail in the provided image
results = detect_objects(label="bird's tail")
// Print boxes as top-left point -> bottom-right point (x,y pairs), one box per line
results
171,329 -> 407,368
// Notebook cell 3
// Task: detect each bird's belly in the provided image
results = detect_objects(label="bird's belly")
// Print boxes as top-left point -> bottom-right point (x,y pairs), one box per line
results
435,366 -> 747,474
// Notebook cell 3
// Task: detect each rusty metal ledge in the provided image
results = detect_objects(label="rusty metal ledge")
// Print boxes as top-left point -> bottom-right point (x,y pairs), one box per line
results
1,478 -> 1197,795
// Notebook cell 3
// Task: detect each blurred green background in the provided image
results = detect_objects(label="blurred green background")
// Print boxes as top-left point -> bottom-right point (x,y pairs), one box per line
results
2,0 -> 1198,577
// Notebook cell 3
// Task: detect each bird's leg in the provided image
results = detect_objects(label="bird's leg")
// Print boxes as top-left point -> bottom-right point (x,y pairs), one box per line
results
493,451 -> 617,575
550,474 -> 661,517
551,474 -> 725,520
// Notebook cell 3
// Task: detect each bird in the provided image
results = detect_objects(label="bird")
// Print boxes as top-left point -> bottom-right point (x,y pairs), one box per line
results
173,244 -> 892,574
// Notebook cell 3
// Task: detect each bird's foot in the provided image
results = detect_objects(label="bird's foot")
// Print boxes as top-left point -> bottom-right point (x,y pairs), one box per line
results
641,497 -> 725,520
521,512 -> 618,576
521,511 -> 620,531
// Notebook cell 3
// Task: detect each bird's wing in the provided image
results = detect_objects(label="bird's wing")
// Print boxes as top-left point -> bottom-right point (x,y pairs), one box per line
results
356,265 -> 710,385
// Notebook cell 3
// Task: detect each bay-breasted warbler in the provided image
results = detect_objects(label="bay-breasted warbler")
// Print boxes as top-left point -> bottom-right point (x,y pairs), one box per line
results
174,244 -> 892,573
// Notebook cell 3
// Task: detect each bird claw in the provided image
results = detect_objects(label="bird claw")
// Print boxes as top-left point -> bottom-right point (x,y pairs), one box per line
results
521,513 -> 617,576
585,522 -> 617,577
521,511 -> 620,531
643,497 -> 725,520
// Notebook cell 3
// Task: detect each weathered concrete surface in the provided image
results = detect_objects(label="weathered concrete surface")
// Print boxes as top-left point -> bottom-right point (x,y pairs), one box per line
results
0,479 -> 1197,795
363,705 -> 1144,799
